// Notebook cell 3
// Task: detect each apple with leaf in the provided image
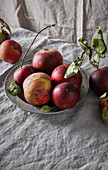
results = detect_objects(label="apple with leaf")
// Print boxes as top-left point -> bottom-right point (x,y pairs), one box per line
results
73,26 -> 108,124
72,26 -> 108,97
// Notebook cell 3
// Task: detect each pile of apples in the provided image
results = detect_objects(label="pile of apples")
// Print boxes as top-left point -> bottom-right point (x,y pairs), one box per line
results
13,49 -> 82,110
0,20 -> 82,111
0,22 -> 82,111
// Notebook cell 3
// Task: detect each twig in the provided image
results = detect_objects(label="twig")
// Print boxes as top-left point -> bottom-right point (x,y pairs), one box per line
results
20,24 -> 56,68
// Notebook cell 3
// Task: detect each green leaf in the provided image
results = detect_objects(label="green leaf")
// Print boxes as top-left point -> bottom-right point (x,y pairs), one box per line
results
64,62 -> 79,78
102,106 -> 108,124
100,92 -> 107,99
78,37 -> 93,59
0,18 -> 12,34
92,26 -> 107,58
7,81 -> 21,96
40,105 -> 52,112
93,54 -> 99,64
64,56 -> 83,79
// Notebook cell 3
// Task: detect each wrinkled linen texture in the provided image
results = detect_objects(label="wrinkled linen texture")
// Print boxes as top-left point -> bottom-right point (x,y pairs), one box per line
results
0,0 -> 108,44
0,0 -> 108,170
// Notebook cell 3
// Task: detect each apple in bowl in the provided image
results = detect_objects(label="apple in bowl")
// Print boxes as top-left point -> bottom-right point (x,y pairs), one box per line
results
0,39 -> 22,63
13,65 -> 36,86
52,82 -> 80,110
23,72 -> 52,106
51,64 -> 82,88
32,49 -> 63,74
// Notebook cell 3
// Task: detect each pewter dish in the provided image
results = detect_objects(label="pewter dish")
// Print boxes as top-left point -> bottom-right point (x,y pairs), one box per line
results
4,59 -> 89,114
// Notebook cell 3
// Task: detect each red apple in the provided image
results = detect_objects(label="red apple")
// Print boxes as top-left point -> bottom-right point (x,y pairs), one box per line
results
51,64 -> 82,88
23,72 -> 52,106
0,39 -> 22,63
13,65 -> 36,86
32,49 -> 63,74
52,82 -> 80,109
89,67 -> 108,96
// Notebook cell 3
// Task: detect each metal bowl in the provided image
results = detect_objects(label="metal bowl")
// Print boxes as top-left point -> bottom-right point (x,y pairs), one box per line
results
4,59 -> 89,114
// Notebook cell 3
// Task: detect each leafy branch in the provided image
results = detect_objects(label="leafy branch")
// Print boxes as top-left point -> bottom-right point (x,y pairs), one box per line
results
64,26 -> 107,78
78,26 -> 107,69
20,24 -> 55,68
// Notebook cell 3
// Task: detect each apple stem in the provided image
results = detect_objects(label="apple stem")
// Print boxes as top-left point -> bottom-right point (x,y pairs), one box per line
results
81,51 -> 85,58
0,25 -> 4,30
20,24 -> 56,68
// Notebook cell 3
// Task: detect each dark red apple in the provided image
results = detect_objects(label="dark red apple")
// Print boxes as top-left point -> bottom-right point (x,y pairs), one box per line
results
32,49 -> 63,74
52,82 -> 80,110
13,65 -> 36,86
99,96 -> 108,124
89,67 -> 108,96
51,64 -> 82,88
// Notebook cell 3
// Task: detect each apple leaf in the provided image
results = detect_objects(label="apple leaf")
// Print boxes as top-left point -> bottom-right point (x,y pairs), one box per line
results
102,106 -> 108,124
92,26 -> 107,58
64,56 -> 83,79
40,105 -> 52,112
7,81 -> 21,96
100,92 -> 107,99
93,54 -> 99,64
78,37 -> 93,59
0,18 -> 12,34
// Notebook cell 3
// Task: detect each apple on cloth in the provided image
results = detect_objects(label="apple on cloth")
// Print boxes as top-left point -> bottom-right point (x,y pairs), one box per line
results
78,26 -> 108,124
78,27 -> 107,96
89,67 -> 108,96
0,39 -> 22,63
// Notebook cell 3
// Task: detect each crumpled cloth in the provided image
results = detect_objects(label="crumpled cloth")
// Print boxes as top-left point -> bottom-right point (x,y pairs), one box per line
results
0,0 -> 108,44
0,27 -> 108,170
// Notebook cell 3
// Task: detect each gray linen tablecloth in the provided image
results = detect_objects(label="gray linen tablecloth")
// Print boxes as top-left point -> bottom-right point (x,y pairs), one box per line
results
0,27 -> 108,170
